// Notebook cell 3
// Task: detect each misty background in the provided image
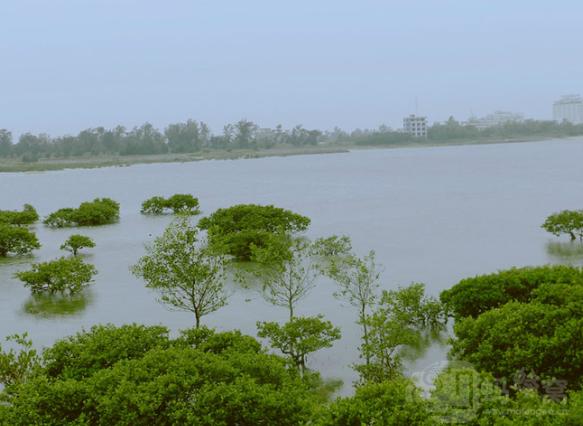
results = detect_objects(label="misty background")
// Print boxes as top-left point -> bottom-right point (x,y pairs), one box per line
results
1,0 -> 581,137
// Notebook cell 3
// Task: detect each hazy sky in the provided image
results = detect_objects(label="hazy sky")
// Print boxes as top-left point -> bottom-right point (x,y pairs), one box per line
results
1,0 -> 582,136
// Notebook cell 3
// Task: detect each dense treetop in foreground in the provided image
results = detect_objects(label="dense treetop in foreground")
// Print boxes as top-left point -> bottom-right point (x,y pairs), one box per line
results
1,117 -> 582,161
2,323 -> 583,425
442,265 -> 583,390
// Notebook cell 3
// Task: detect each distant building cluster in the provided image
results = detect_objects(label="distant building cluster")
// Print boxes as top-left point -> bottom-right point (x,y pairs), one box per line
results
465,111 -> 524,129
553,95 -> 583,125
403,114 -> 427,138
398,93 -> 582,139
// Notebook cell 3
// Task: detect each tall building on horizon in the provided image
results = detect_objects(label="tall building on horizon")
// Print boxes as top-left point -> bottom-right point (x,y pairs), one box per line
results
553,95 -> 583,124
403,114 -> 427,138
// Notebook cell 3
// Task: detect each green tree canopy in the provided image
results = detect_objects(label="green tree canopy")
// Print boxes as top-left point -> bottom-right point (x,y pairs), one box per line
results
323,250 -> 381,367
358,283 -> 445,383
440,265 -> 583,319
132,216 -> 228,328
15,257 -> 97,295
251,237 -> 320,320
542,210 -> 583,241
312,235 -> 353,258
0,224 -> 40,257
44,198 -> 120,227
257,315 -> 341,374
141,194 -> 200,215
450,283 -> 583,390
0,204 -> 39,226
428,366 -> 583,425
60,234 -> 95,256
319,378 -> 429,425
0,325 -> 319,425
198,204 -> 311,261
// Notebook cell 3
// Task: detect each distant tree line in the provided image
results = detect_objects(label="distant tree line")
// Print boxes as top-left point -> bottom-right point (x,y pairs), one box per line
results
0,120 -> 323,161
1,117 -> 583,161
351,117 -> 583,146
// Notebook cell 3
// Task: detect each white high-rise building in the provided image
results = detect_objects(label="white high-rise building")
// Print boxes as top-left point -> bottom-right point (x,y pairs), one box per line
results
403,114 -> 427,138
553,95 -> 583,124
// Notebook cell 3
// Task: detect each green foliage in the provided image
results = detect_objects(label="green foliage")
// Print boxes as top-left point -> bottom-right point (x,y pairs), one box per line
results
198,204 -> 311,261
22,293 -> 92,318
257,316 -> 341,374
132,216 -> 228,327
542,210 -> 583,241
176,326 -> 263,355
440,265 -> 583,319
42,207 -> 77,228
60,234 -> 95,256
166,194 -> 200,214
324,250 -> 381,366
428,366 -> 583,425
0,325 -> 319,425
43,324 -> 170,380
15,257 -> 97,295
165,119 -> 210,152
0,333 -> 41,388
44,197 -> 120,227
312,235 -> 352,258
251,238 -> 320,320
140,195 -> 166,214
319,378 -> 429,425
450,289 -> 583,389
358,283 -> 445,383
141,194 -> 200,215
0,223 -> 40,256
0,204 -> 39,226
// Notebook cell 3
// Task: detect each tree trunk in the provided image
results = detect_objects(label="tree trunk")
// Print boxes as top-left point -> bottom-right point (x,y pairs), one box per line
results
360,304 -> 371,366
195,312 -> 201,328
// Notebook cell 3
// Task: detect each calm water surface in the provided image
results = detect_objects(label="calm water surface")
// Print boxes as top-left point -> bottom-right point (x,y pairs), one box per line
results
1,139 -> 583,394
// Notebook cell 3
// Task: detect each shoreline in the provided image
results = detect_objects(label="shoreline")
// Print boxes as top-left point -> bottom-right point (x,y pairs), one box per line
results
1,135 -> 580,173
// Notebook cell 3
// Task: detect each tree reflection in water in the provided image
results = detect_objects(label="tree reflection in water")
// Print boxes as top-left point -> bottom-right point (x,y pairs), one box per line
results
21,291 -> 93,318
546,241 -> 583,263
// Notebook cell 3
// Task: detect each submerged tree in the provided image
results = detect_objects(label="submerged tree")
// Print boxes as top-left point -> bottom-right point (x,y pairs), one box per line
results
542,210 -> 583,241
325,250 -> 381,367
251,237 -> 320,320
312,235 -> 353,258
198,204 -> 311,261
140,194 -> 200,215
257,315 -> 341,375
132,216 -> 228,328
358,283 -> 445,383
44,198 -> 120,228
15,257 -> 97,295
0,204 -> 39,226
0,224 -> 40,257
60,234 -> 95,256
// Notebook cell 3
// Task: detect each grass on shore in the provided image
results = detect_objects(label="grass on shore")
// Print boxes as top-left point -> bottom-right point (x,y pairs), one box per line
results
0,135 -> 579,173
0,146 -> 348,173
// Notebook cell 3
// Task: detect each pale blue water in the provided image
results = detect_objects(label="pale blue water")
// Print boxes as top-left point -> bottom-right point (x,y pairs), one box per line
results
1,138 -> 583,394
